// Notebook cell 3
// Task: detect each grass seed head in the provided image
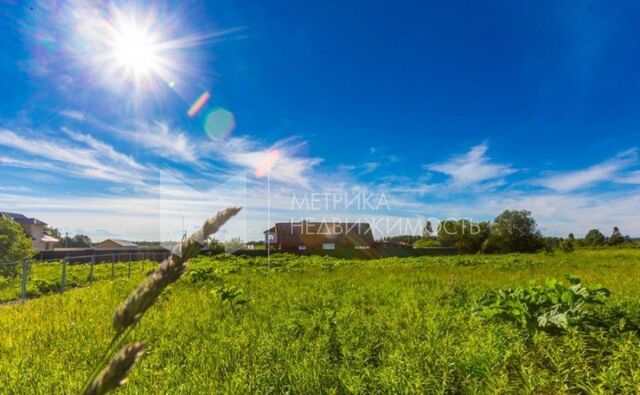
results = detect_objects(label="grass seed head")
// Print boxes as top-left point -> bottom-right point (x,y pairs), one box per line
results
83,342 -> 144,395
113,207 -> 242,334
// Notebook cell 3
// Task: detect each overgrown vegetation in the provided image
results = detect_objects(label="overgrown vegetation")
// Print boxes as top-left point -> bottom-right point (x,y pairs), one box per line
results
476,275 -> 611,332
1,249 -> 639,393
79,207 -> 241,394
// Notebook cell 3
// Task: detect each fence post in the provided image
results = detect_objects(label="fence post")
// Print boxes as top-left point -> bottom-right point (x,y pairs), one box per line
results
21,260 -> 28,303
111,254 -> 116,279
128,253 -> 132,279
88,255 -> 95,283
60,257 -> 67,292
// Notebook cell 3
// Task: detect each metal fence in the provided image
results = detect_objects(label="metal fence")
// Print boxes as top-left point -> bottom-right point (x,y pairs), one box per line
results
0,251 -> 171,304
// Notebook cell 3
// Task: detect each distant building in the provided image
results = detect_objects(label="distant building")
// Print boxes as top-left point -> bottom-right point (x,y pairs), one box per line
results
264,221 -> 374,250
0,211 -> 59,251
94,239 -> 140,250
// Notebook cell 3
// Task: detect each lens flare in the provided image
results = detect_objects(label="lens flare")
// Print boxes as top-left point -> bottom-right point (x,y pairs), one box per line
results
255,150 -> 281,178
188,91 -> 210,117
205,108 -> 236,139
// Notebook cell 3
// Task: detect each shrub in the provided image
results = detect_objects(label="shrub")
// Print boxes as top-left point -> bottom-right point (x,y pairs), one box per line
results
186,267 -> 220,284
212,285 -> 248,310
413,238 -> 440,248
476,275 -> 611,332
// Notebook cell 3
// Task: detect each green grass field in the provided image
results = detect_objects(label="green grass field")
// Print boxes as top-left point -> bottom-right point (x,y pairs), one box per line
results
1,250 -> 639,393
0,260 -> 160,303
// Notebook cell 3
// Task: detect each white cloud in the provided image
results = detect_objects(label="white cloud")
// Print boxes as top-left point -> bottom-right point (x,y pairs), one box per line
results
114,121 -> 198,163
62,127 -> 144,170
63,115 -> 323,186
619,170 -> 640,184
203,137 -> 323,187
337,161 -> 380,176
0,128 -> 146,185
426,142 -> 516,187
0,156 -> 60,171
59,110 -> 86,121
534,148 -> 637,192
361,162 -> 380,174
0,185 -> 31,192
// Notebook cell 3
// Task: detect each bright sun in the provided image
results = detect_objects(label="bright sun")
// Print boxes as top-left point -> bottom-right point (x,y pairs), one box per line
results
72,4 -> 211,94
109,20 -> 160,76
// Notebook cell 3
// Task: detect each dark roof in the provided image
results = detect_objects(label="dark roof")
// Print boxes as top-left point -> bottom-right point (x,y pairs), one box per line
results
96,239 -> 139,247
0,211 -> 47,225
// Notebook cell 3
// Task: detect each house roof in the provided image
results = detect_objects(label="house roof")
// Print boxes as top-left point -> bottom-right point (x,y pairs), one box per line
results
97,239 -> 139,247
0,211 -> 47,225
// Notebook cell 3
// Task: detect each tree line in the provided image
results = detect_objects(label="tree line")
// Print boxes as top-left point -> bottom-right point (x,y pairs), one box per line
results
407,210 -> 636,254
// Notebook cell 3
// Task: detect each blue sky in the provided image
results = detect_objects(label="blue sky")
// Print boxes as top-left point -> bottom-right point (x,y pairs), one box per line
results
0,0 -> 639,241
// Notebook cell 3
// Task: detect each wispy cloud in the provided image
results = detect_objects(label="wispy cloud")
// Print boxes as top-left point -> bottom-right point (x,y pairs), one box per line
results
59,109 -> 86,121
0,128 -> 147,185
619,170 -> 640,185
534,148 -> 637,192
338,161 -> 380,176
0,185 -> 31,192
207,137 -> 323,187
0,155 -> 60,171
115,121 -> 198,164
425,142 -> 516,188
62,127 -> 144,170
57,113 -> 324,187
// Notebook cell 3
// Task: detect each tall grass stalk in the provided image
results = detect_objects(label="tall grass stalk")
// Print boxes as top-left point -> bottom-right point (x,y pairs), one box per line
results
80,207 -> 242,394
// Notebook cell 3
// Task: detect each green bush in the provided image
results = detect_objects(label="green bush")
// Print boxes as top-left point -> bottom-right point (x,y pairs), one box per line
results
413,238 -> 440,248
476,275 -> 611,332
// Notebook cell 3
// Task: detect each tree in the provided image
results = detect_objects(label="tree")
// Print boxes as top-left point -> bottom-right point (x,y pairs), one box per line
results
206,238 -> 225,254
559,233 -> 574,253
59,234 -> 92,248
584,229 -> 605,247
0,216 -> 36,277
422,220 -> 433,238
541,237 -> 562,253
44,226 -> 61,239
608,226 -> 625,246
437,219 -> 489,253
484,210 -> 543,253
224,237 -> 245,253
